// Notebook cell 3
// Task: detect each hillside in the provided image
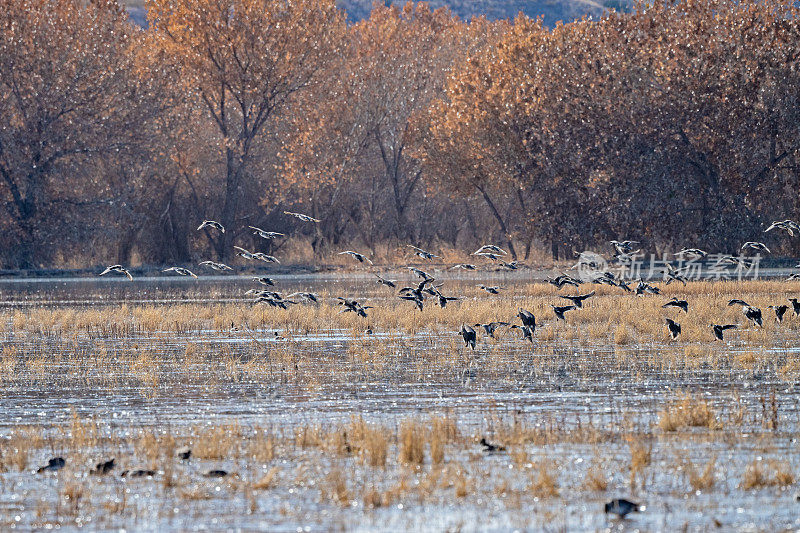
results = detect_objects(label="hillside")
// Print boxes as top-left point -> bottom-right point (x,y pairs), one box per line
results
124,0 -> 627,28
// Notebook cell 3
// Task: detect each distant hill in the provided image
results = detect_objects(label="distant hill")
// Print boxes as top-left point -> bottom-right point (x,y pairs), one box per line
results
124,0 -> 629,29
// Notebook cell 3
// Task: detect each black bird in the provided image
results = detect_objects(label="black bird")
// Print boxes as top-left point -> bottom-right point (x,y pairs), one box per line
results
122,469 -> 157,478
434,290 -> 460,308
728,299 -> 751,307
665,318 -> 681,339
604,498 -> 642,518
768,305 -> 788,323
743,305 -> 763,327
712,324 -> 737,341
479,437 -> 506,453
177,446 -> 192,460
36,457 -> 65,473
376,274 -> 396,288
337,297 -> 372,318
551,305 -> 576,321
460,325 -> 477,350
399,293 -> 424,311
253,277 -> 275,286
517,308 -> 536,329
475,322 -> 509,338
559,290 -> 595,308
662,298 -> 689,313
789,297 -> 800,316
510,324 -> 533,343
635,280 -> 661,295
548,273 -> 581,289
203,469 -> 229,478
92,458 -> 115,475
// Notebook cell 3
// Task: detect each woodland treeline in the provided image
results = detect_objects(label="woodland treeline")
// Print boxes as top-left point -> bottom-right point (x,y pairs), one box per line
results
1,0 -> 799,268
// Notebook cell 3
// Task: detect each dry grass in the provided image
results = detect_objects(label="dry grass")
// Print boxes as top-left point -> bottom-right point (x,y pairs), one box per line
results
658,394 -> 721,431
740,459 -> 795,489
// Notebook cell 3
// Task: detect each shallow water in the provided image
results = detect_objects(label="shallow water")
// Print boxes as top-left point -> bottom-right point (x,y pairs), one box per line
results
1,275 -> 799,530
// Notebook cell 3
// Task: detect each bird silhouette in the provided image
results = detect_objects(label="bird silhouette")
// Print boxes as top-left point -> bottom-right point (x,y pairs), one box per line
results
662,298 -> 688,313
712,324 -> 737,341
604,498 -> 642,518
99,265 -> 133,280
460,324 -> 477,350
665,318 -> 681,339
559,290 -> 595,308
551,304 -> 576,321
197,220 -> 224,232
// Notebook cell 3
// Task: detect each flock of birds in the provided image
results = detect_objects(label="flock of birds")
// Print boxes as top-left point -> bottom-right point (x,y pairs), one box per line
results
96,215 -> 800,346
89,215 -> 800,521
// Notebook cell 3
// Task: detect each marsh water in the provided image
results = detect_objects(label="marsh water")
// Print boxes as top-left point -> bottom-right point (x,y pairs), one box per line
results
1,273 -> 799,531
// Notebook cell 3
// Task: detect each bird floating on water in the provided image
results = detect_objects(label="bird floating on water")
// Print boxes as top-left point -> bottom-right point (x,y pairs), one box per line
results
604,498 -> 643,518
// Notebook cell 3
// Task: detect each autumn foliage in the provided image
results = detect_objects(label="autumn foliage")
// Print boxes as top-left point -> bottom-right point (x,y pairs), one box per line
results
0,0 -> 799,268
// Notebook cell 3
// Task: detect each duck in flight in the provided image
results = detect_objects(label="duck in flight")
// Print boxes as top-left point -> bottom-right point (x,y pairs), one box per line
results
284,211 -> 320,223
551,304 -> 576,321
662,297 -> 688,313
249,226 -> 285,239
199,260 -> 232,271
163,267 -> 198,278
712,324 -> 737,341
665,318 -> 681,339
339,251 -> 373,264
559,290 -> 595,308
460,324 -> 477,350
407,245 -> 438,261
99,265 -> 133,280
197,220 -> 224,233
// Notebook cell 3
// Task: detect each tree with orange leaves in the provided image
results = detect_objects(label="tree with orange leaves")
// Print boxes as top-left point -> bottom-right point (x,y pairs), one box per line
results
146,0 -> 345,259
0,0 -> 171,267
